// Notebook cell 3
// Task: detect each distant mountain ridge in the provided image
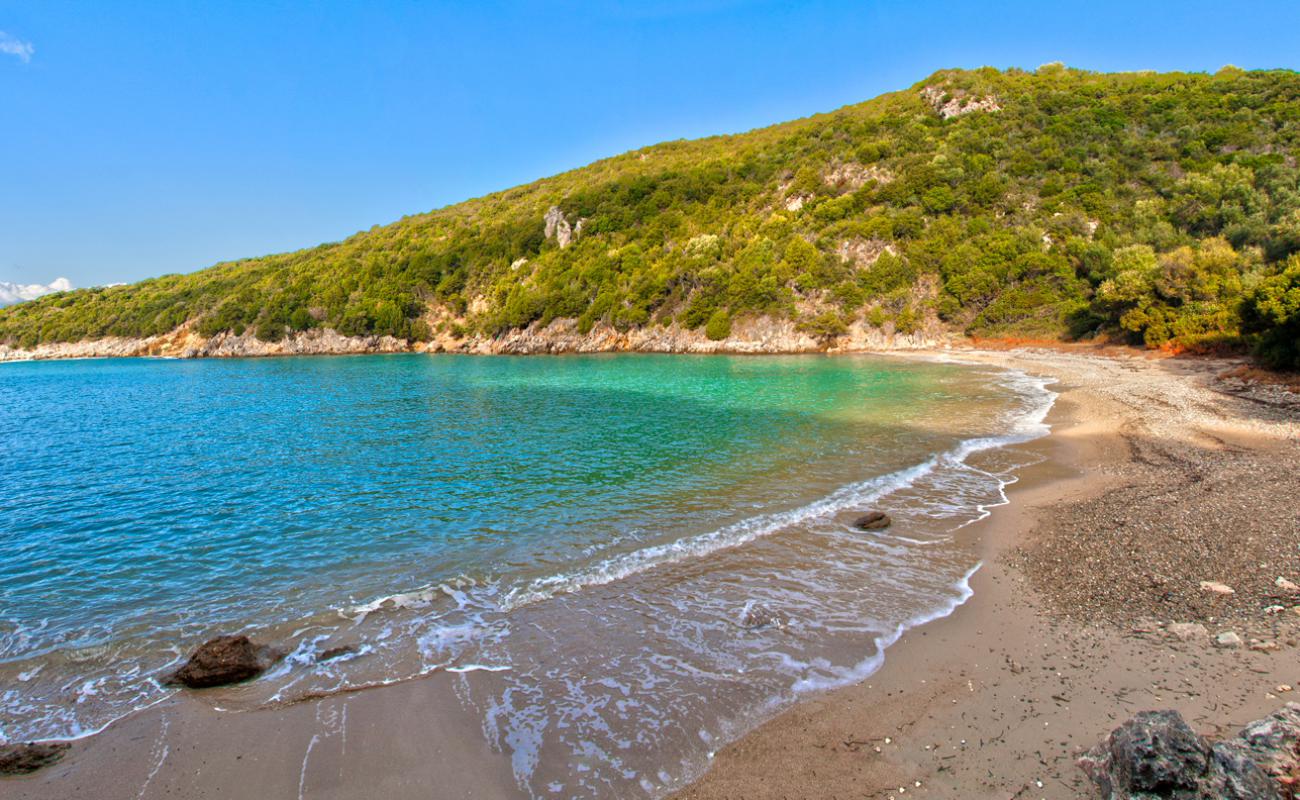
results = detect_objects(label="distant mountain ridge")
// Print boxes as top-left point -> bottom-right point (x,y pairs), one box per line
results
0,278 -> 72,308
2,65 -> 1298,367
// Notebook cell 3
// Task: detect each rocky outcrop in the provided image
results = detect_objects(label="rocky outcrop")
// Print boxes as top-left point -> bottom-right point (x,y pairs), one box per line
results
1079,706 -> 1300,799
920,85 -> 1002,119
167,635 -> 285,689
543,206 -> 585,249
0,327 -> 411,362
2,314 -> 954,362
0,741 -> 70,775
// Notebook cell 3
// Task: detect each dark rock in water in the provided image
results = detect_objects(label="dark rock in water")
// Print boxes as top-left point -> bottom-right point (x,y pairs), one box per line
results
167,635 -> 284,688
852,511 -> 891,530
318,644 -> 358,662
739,602 -> 781,629
1078,709 -> 1281,799
0,741 -> 70,775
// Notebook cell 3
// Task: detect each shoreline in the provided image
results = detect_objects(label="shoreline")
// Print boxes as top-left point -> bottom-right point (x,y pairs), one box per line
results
5,349 -> 1297,799
676,349 -> 1300,799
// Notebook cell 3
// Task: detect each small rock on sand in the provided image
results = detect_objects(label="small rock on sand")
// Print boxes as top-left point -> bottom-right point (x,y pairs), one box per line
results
852,511 -> 891,531
168,635 -> 285,688
0,742 -> 70,775
1276,576 -> 1299,593
1167,622 -> 1208,641
1199,580 -> 1236,595
1215,631 -> 1243,649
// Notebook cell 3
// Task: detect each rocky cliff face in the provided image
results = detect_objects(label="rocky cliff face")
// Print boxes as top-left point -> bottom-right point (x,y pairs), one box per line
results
0,317 -> 952,362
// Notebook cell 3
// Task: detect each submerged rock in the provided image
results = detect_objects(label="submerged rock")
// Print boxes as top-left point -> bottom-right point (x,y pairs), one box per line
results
168,635 -> 284,688
0,742 -> 70,775
1078,708 -> 1284,799
852,511 -> 892,530
318,644 -> 358,662
738,602 -> 782,629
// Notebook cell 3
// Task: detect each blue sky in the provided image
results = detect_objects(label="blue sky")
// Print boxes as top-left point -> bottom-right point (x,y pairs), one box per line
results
2,1 -> 1299,288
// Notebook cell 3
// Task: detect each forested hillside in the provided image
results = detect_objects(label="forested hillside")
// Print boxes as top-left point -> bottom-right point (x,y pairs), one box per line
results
4,65 -> 1300,366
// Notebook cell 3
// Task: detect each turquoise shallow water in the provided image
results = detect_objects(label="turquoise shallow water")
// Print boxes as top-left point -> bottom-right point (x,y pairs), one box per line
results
0,353 -> 1053,797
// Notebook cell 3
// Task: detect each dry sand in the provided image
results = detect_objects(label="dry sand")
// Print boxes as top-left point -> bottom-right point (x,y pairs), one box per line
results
4,349 -> 1297,800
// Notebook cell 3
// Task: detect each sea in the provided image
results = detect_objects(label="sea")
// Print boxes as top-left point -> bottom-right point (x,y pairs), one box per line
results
0,352 -> 1055,797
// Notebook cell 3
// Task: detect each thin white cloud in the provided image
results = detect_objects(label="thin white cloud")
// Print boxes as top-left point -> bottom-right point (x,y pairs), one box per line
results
0,278 -> 72,307
0,31 -> 34,64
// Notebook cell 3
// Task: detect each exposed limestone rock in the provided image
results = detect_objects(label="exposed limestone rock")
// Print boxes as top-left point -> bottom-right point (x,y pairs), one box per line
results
167,635 -> 285,689
0,327 -> 410,362
921,85 -> 1002,119
543,206 -> 583,248
784,194 -> 809,212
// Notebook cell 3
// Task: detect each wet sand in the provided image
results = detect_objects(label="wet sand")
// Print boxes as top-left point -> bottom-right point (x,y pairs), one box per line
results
5,349 -> 1298,799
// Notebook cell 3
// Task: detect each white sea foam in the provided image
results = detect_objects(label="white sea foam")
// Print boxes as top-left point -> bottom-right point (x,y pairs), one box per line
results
499,368 -> 1055,615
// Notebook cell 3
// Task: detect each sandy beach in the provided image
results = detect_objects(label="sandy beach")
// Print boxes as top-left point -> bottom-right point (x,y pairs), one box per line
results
5,348 -> 1298,800
677,348 -> 1300,799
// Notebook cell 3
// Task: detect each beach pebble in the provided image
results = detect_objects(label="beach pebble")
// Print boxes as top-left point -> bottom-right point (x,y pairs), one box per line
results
1276,576 -> 1300,593
1200,581 -> 1236,595
1167,622 -> 1208,641
1277,685 -> 1293,693
1249,639 -> 1281,652
1215,631 -> 1243,649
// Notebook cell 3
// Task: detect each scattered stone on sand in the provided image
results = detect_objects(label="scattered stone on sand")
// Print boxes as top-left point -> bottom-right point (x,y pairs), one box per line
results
1200,581 -> 1236,595
318,644 -> 358,662
1215,631 -> 1244,649
1167,622 -> 1208,642
1250,639 -> 1281,652
1277,576 -> 1300,594
1077,709 -> 1281,799
852,511 -> 892,531
738,602 -> 782,629
0,742 -> 70,775
167,635 -> 285,688
1277,685 -> 1293,693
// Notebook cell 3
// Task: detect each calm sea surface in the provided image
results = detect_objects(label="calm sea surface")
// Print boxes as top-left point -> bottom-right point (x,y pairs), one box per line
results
0,353 -> 1053,797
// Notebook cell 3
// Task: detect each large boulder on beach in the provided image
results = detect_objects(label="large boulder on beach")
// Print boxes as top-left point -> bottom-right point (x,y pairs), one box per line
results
852,511 -> 891,530
0,742 -> 70,775
167,635 -> 284,688
1078,709 -> 1282,799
